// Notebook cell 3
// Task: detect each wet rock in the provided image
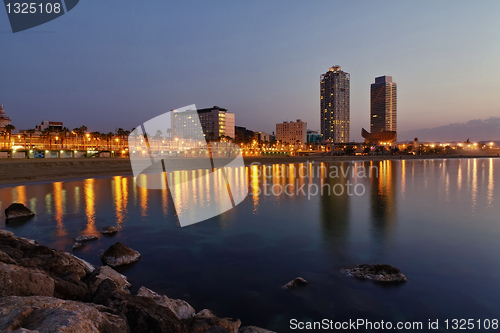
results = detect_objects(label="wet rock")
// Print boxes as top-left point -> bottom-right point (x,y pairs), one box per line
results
0,296 -> 129,333
101,242 -> 141,267
137,286 -> 195,320
92,279 -> 187,333
72,242 -> 84,251
5,203 -> 35,221
239,326 -> 276,333
185,309 -> 241,333
341,264 -> 408,282
0,262 -> 55,297
101,226 -> 118,235
86,266 -> 132,296
282,277 -> 308,290
75,235 -> 98,242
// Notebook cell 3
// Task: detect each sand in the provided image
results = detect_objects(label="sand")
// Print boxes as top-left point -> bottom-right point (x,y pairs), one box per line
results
0,152 -> 498,186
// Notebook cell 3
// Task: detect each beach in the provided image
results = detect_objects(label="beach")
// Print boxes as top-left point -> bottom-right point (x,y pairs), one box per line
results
0,152 -> 498,186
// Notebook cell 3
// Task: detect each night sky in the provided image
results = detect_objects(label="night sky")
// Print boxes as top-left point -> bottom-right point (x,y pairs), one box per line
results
1,1 -> 499,140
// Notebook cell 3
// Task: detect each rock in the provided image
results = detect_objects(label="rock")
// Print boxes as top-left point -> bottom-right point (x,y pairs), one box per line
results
0,229 -> 14,237
86,266 -> 132,296
282,277 -> 308,289
101,242 -> 141,267
92,279 -> 187,333
5,203 -> 35,220
341,264 -> 408,282
0,250 -> 17,265
53,271 -> 88,301
72,242 -> 84,250
239,326 -> 276,333
185,309 -> 241,333
0,296 -> 129,333
137,286 -> 195,320
101,226 -> 118,235
0,262 -> 55,297
0,231 -> 94,279
75,235 -> 98,242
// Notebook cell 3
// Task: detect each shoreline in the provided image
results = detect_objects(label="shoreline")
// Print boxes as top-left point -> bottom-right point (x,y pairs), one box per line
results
0,154 -> 498,186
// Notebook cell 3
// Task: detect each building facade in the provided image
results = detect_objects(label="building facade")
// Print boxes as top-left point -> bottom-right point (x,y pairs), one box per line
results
172,106 -> 235,140
307,130 -> 323,143
197,106 -> 235,139
320,66 -> 350,143
0,104 -> 11,128
370,75 -> 397,134
276,119 -> 307,145
35,121 -> 64,132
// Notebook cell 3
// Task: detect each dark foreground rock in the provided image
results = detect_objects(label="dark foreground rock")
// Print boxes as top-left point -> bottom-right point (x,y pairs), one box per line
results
92,279 -> 187,333
341,264 -> 408,282
282,277 -> 308,289
101,242 -> 141,267
185,309 -> 241,333
137,286 -> 195,319
0,262 -> 55,297
101,226 -> 118,235
0,296 -> 129,333
4,203 -> 35,220
86,265 -> 132,296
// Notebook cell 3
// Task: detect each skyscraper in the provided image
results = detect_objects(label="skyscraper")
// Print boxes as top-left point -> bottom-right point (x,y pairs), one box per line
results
320,66 -> 350,143
370,75 -> 397,134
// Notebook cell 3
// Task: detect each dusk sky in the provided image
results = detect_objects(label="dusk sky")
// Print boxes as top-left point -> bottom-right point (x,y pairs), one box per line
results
1,1 -> 499,141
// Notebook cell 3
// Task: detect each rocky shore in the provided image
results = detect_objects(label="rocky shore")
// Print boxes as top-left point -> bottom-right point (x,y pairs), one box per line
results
0,229 -> 274,333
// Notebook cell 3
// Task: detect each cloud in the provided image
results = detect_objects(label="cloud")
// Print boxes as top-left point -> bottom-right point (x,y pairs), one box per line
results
398,117 -> 500,142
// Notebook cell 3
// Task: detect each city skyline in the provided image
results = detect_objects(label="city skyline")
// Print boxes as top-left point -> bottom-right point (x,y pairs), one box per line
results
1,1 -> 500,141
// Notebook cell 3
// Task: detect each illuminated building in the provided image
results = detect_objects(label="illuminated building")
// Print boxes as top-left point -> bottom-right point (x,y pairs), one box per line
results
0,104 -> 11,128
320,66 -> 350,143
276,119 -> 307,144
370,75 -> 397,134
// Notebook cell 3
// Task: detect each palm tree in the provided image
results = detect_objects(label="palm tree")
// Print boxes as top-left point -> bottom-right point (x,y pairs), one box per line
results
41,128 -> 53,150
26,129 -> 35,150
91,131 -> 101,150
21,133 -> 28,150
4,124 -> 15,149
60,127 -> 70,149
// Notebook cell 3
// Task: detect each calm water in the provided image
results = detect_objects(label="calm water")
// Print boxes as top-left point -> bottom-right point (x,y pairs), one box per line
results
1,158 -> 499,332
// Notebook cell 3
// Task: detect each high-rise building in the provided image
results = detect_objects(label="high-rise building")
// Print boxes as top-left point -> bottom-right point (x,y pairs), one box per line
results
320,66 -> 350,143
370,75 -> 397,134
276,119 -> 307,145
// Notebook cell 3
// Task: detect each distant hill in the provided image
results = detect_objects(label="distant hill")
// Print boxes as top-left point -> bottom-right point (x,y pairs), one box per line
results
398,117 -> 500,142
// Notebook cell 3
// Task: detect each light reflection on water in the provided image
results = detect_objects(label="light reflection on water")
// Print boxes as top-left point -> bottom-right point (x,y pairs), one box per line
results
0,158 -> 499,332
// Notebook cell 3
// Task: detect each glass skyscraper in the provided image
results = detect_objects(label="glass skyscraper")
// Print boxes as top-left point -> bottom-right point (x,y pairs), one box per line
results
370,76 -> 397,134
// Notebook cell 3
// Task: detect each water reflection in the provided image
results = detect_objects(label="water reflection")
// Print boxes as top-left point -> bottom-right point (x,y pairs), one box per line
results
370,160 -> 397,241
53,182 -> 66,237
84,178 -> 97,235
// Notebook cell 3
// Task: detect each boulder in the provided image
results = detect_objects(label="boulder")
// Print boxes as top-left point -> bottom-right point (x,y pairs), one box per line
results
92,279 -> 187,333
53,271 -> 88,301
282,277 -> 308,290
185,309 -> 241,333
341,264 -> 408,282
75,235 -> 98,242
0,296 -> 129,333
239,326 -> 276,333
101,226 -> 118,235
0,231 -> 94,279
0,229 -> 14,237
137,286 -> 195,320
86,266 -> 132,296
5,203 -> 35,220
101,242 -> 141,267
0,262 -> 55,297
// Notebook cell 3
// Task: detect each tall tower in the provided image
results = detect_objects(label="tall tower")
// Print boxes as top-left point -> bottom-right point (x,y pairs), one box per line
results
320,66 -> 350,143
370,76 -> 397,134
0,104 -> 12,128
